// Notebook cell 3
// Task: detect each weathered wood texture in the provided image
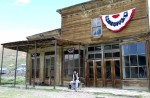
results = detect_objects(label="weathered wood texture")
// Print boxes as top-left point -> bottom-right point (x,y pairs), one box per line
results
61,0 -> 148,44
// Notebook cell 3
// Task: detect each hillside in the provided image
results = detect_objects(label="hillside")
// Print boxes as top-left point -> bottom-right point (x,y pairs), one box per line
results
0,46 -> 26,69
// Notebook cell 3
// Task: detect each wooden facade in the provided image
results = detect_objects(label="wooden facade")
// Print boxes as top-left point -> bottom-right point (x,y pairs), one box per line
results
1,0 -> 150,90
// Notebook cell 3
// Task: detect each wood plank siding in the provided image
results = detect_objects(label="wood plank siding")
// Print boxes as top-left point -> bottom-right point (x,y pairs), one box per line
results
60,0 -> 148,44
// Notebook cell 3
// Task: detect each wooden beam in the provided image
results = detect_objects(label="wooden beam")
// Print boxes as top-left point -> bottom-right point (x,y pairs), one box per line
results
33,41 -> 37,88
0,46 -> 4,85
14,45 -> 18,87
54,40 -> 57,89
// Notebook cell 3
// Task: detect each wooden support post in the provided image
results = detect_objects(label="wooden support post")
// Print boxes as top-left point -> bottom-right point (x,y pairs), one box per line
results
93,61 -> 96,87
33,41 -> 37,88
0,46 -> 4,85
14,46 -> 18,87
78,44 -> 81,77
61,47 -> 64,86
54,40 -> 57,89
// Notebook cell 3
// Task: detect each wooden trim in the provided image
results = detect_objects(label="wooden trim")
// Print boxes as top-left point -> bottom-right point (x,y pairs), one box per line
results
119,42 -> 123,80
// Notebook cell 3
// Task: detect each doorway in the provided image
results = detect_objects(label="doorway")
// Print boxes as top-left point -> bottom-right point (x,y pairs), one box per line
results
44,55 -> 54,85
104,59 -> 121,87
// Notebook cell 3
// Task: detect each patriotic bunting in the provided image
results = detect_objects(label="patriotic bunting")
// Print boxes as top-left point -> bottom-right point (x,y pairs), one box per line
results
67,48 -> 75,53
100,8 -> 136,32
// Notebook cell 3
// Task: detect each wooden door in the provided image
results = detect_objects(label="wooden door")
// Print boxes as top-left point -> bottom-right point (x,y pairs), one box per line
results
87,60 -> 103,87
44,56 -> 54,85
104,59 -> 121,87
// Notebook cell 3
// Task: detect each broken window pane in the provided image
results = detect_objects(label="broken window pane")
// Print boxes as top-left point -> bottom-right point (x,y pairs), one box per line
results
125,67 -> 130,78
130,55 -> 137,66
138,55 -> 146,66
139,67 -> 147,78
124,56 -> 130,66
131,67 -> 138,78
115,60 -> 120,79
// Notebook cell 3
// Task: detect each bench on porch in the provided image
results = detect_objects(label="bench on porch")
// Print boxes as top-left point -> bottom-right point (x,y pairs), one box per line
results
68,82 -> 84,90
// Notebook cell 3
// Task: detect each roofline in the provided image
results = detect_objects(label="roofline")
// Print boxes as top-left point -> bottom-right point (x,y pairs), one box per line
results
26,28 -> 61,39
56,0 -> 93,14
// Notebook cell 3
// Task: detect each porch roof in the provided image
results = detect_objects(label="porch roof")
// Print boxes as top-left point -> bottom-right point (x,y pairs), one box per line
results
1,37 -> 82,52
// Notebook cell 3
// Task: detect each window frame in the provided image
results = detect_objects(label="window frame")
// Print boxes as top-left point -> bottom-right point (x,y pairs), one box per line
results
91,17 -> 102,38
122,42 -> 147,79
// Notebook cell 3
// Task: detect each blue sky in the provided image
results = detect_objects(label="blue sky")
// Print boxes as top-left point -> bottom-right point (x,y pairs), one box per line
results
0,0 -> 89,44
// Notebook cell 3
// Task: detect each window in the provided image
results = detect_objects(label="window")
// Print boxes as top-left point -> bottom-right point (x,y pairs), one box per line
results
31,58 -> 40,78
45,56 -> 54,79
122,42 -> 147,78
88,45 -> 102,60
91,18 -> 102,37
64,50 -> 84,78
104,44 -> 120,59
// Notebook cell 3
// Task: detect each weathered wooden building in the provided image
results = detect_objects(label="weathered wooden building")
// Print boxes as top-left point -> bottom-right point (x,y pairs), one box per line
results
1,0 -> 150,90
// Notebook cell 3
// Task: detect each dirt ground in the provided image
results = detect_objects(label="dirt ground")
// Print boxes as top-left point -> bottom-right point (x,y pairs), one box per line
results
0,85 -> 150,98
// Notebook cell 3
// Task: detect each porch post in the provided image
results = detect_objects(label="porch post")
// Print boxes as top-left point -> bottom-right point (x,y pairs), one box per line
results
0,46 -> 4,85
14,45 -> 18,86
54,40 -> 57,89
33,41 -> 37,87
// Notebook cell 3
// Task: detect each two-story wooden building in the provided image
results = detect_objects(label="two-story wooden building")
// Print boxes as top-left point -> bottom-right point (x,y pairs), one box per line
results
1,0 -> 150,90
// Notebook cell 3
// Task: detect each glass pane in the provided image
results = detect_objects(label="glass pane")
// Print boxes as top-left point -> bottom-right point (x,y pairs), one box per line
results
129,43 -> 137,55
112,44 -> 119,49
130,55 -> 137,66
92,18 -> 97,27
105,53 -> 112,58
106,61 -> 111,79
125,67 -> 130,78
122,44 -> 129,56
88,47 -> 94,51
80,59 -> 84,67
51,57 -> 54,69
138,55 -> 146,66
74,59 -> 78,67
131,67 -> 138,78
115,61 -> 120,79
89,62 -> 93,67
124,56 -> 130,66
113,52 -> 120,57
45,59 -> 50,78
88,54 -> 94,59
137,42 -> 145,54
95,46 -> 101,51
80,68 -> 84,77
97,67 -> 101,79
96,61 -> 101,67
89,68 -> 93,78
95,53 -> 102,59
139,67 -> 147,78
104,45 -> 111,50
92,27 -> 101,37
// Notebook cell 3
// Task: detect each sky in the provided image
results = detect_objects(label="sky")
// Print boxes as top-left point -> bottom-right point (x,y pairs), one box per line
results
0,0 -> 89,44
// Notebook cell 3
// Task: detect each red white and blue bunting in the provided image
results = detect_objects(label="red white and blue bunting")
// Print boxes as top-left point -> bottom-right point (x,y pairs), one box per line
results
100,8 -> 136,33
67,48 -> 75,53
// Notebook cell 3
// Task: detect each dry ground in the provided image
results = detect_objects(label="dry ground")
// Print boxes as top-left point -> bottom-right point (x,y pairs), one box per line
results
0,86 -> 150,98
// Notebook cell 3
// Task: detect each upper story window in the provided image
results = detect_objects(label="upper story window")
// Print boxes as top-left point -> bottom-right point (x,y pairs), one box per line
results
91,18 -> 102,38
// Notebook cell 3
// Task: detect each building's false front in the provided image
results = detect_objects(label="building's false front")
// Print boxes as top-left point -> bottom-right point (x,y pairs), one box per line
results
1,0 -> 150,90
